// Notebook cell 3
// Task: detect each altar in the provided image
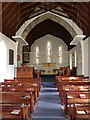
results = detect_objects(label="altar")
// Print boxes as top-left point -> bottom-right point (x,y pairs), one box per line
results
41,63 -> 58,75
42,63 -> 56,67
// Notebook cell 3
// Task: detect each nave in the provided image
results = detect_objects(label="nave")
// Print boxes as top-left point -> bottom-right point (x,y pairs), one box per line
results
32,75 -> 66,120
0,1 -> 90,120
0,66 -> 90,120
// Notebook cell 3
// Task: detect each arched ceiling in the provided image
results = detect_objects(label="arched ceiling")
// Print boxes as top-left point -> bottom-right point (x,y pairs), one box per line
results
26,19 -> 74,50
21,11 -> 77,40
0,2 -> 90,49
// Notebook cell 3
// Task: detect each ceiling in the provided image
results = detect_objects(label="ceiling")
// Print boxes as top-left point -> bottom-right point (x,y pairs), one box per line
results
0,2 -> 90,49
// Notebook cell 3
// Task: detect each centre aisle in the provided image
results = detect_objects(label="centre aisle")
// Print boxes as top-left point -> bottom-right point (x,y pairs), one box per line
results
32,75 -> 66,120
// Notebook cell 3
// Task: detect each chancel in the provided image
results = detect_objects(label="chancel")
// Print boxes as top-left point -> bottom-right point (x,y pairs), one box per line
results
0,1 -> 90,120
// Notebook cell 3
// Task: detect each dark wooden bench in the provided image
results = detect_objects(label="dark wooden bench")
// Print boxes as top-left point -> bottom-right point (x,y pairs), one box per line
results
1,86 -> 37,103
64,92 -> 90,114
0,92 -> 34,113
69,104 -> 90,120
58,81 -> 90,93
0,103 -> 28,120
0,81 -> 40,97
4,78 -> 41,93
56,76 -> 86,91
60,85 -> 89,104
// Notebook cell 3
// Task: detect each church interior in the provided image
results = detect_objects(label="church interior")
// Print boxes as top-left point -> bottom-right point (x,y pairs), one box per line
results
0,1 -> 90,120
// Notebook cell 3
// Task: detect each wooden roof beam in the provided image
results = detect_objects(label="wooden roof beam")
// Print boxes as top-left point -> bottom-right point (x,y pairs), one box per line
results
57,3 -> 88,27
20,2 -> 36,9
2,2 -> 20,22
20,2 -> 47,17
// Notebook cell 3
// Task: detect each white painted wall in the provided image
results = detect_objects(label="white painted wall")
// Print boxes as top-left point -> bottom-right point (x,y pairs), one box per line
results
70,53 -> 72,70
0,33 -> 17,82
69,47 -> 76,67
30,34 -> 69,68
82,37 -> 90,77
80,40 -> 84,75
76,43 -> 82,75
88,37 -> 90,77
69,43 -> 82,75
69,37 -> 90,77
83,38 -> 88,77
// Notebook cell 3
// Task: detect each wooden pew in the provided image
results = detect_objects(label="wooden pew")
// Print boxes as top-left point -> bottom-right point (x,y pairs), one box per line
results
61,85 -> 89,91
0,79 -> 40,119
1,86 -> 37,103
1,81 -> 39,97
56,76 -> 85,91
0,92 -> 34,113
4,78 -> 41,93
0,65 -> 41,119
56,76 -> 90,119
57,80 -> 90,93
14,78 -> 41,92
0,103 -> 28,120
69,104 -> 90,120
63,91 -> 90,114
0,82 -> 36,102
60,85 -> 89,104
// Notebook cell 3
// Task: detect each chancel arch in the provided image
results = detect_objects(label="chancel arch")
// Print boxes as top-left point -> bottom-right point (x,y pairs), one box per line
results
16,11 -> 82,39
16,11 -> 84,75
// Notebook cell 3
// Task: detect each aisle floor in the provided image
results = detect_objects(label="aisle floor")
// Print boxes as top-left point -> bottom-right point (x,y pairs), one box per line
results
32,82 -> 66,120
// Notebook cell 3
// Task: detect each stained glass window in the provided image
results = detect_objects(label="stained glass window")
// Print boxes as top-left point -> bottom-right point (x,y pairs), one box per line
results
59,46 -> 62,64
47,42 -> 51,63
36,47 -> 39,64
